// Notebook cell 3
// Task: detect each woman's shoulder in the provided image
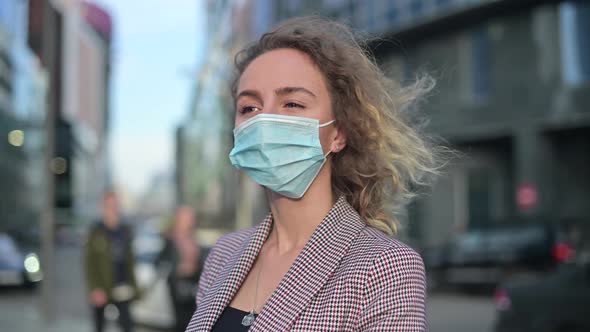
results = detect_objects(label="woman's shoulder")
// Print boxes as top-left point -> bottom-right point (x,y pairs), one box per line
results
206,227 -> 257,262
217,227 -> 256,247
352,226 -> 425,272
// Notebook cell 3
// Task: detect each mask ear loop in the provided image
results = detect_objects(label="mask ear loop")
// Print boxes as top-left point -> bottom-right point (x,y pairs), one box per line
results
319,120 -> 336,128
319,119 -> 337,158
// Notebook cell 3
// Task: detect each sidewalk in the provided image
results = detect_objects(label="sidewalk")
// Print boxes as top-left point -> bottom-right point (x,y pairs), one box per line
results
0,304 -> 90,332
0,293 -> 158,332
0,245 -> 161,332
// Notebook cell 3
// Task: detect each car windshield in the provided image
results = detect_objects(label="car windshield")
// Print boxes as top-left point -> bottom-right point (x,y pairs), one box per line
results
487,227 -> 546,248
456,232 -> 483,249
0,234 -> 19,256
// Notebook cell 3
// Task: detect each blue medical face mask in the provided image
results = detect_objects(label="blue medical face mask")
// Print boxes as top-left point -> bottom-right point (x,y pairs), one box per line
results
229,113 -> 335,199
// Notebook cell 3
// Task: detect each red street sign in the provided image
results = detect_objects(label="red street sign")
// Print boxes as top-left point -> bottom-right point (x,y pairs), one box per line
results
517,183 -> 538,211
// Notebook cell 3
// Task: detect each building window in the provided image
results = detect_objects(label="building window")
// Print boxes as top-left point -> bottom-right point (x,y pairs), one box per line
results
435,0 -> 452,9
387,0 -> 399,24
459,26 -> 492,104
409,0 -> 424,17
373,0 -> 390,32
559,1 -> 590,86
347,1 -> 356,26
286,0 -> 303,14
471,27 -> 491,102
366,0 -> 375,32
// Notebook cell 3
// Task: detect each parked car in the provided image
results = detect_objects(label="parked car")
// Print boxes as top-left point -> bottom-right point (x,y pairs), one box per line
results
494,256 -> 590,332
0,233 -> 43,288
424,219 -> 577,290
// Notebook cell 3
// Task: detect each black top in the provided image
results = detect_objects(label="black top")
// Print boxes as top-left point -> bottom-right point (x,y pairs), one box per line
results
104,224 -> 130,284
157,239 -> 205,303
211,307 -> 258,332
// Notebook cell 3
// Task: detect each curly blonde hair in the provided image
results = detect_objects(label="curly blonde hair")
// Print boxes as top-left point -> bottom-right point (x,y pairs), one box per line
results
232,17 -> 441,235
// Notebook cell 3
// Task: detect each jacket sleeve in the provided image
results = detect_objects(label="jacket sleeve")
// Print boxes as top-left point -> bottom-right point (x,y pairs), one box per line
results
83,229 -> 100,293
358,246 -> 427,331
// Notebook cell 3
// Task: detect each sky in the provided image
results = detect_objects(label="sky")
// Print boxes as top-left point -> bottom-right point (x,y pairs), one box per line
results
94,0 -> 206,195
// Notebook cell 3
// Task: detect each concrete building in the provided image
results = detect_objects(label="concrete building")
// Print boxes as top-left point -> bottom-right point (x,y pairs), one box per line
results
178,0 -> 590,249
0,0 -> 48,235
270,0 -> 590,248
27,0 -> 114,224
176,0 -> 245,239
57,0 -> 113,221
176,0 -> 271,244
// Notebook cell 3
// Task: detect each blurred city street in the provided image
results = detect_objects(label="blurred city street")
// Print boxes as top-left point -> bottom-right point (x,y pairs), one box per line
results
0,244 -> 160,332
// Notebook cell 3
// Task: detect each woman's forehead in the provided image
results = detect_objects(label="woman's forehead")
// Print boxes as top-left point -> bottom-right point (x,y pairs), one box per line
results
238,48 -> 328,96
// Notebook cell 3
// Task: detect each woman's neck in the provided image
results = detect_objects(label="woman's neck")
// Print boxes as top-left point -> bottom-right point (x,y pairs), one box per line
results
266,168 -> 335,255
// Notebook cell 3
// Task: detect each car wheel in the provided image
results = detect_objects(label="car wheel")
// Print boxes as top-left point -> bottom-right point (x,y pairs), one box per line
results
23,279 -> 39,289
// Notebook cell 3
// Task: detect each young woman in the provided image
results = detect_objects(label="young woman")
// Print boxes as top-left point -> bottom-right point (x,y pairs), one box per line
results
158,206 -> 202,332
187,16 -> 438,332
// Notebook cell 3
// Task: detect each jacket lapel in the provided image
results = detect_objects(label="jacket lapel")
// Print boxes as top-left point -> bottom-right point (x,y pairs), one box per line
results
200,215 -> 273,331
250,197 -> 365,331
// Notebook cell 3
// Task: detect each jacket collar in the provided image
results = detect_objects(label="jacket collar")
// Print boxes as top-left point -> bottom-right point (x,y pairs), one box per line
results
201,196 -> 366,331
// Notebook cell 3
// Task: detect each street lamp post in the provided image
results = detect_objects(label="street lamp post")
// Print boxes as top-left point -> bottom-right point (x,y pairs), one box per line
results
40,0 -> 57,322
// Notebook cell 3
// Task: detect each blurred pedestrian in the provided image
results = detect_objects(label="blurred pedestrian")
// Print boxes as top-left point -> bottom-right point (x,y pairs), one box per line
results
84,191 -> 139,332
187,17 -> 440,332
158,205 -> 202,332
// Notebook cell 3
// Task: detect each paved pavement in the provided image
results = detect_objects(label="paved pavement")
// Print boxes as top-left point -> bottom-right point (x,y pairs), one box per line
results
0,244 -> 90,332
0,299 -> 89,332
0,245 -> 161,332
428,292 -> 496,332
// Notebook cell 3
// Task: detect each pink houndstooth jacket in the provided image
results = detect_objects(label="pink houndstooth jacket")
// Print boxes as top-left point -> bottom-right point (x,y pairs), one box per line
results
186,197 -> 427,331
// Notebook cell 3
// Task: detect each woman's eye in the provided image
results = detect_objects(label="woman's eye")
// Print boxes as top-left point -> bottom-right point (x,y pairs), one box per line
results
239,106 -> 261,114
285,102 -> 304,109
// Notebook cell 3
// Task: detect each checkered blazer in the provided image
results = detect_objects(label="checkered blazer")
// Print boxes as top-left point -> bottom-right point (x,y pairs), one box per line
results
186,197 -> 427,331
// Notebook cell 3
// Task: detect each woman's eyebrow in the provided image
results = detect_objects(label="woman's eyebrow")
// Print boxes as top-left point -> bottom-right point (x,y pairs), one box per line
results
236,89 -> 263,103
275,86 -> 316,98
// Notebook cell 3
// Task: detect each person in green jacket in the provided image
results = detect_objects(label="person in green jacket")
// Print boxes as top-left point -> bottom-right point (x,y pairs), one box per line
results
84,191 -> 139,332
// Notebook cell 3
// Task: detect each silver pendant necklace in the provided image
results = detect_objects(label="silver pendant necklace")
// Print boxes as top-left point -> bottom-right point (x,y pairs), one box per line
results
242,259 -> 263,327
241,311 -> 256,327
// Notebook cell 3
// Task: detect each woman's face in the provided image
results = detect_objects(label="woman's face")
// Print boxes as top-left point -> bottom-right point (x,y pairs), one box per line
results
235,48 -> 337,154
174,206 -> 195,235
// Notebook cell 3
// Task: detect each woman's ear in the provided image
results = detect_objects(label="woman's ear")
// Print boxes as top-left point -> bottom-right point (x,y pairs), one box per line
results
331,126 -> 347,153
